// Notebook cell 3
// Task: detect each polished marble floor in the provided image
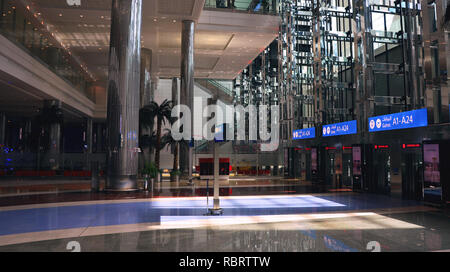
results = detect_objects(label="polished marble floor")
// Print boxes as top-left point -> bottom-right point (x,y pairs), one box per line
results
0,180 -> 448,252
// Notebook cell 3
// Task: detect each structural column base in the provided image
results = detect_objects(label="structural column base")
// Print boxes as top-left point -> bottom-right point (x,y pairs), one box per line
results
207,208 -> 223,216
105,175 -> 139,192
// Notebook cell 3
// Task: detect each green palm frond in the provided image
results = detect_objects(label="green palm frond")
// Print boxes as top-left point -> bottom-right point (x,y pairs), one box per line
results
161,128 -> 189,151
139,101 -> 158,130
140,99 -> 175,170
158,99 -> 174,125
140,99 -> 174,128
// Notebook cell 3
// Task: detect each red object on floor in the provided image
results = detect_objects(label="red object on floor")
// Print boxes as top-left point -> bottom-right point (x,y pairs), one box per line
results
15,170 -> 56,177
64,171 -> 92,177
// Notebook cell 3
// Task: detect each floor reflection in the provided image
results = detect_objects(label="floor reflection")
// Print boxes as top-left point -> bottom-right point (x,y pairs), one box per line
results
0,210 -> 449,252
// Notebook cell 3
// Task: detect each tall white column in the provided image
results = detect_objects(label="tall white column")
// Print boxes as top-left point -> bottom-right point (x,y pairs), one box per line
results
106,0 -> 142,191
180,20 -> 195,178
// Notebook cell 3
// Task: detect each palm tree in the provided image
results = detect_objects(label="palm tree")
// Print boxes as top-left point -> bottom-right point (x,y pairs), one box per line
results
139,131 -> 157,165
139,104 -> 155,169
161,128 -> 188,172
140,100 -> 173,170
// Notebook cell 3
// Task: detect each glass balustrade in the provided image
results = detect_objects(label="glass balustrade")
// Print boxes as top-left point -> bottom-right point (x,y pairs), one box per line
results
0,0 -> 95,102
204,0 -> 278,15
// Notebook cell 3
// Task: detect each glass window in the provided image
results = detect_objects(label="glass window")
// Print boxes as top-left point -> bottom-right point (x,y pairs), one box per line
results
428,2 -> 438,32
372,12 -> 385,32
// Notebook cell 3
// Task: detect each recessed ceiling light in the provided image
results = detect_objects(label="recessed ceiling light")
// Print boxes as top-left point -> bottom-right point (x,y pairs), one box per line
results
58,13 -> 63,17
80,15 -> 84,18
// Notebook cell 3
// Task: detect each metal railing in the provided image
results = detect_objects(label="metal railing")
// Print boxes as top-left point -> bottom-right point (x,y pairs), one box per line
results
207,79 -> 233,96
204,0 -> 278,15
196,79 -> 234,97
0,3 -> 95,102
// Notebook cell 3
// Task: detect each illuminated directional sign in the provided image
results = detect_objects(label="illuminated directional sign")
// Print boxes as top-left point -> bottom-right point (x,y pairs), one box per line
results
293,127 -> 315,140
322,120 -> 357,137
368,108 -> 428,132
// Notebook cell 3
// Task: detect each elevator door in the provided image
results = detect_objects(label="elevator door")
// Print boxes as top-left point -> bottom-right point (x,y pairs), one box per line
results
401,149 -> 423,200
342,153 -> 352,188
295,150 -> 302,178
373,149 -> 391,194
305,152 -> 311,181
299,152 -> 308,181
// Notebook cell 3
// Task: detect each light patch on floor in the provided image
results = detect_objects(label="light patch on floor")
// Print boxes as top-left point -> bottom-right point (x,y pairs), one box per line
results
160,212 -> 425,230
151,195 -> 346,209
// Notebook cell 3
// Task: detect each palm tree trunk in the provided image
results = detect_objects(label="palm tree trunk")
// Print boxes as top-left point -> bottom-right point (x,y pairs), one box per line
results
149,147 -> 154,162
173,143 -> 179,171
144,147 -> 150,163
155,117 -> 162,169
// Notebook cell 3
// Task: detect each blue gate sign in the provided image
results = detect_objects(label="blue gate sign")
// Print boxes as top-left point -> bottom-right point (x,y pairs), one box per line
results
368,108 -> 428,132
322,120 -> 357,137
293,127 -> 316,140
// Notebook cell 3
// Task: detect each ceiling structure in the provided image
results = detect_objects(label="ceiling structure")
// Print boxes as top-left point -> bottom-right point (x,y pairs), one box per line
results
23,0 -> 279,83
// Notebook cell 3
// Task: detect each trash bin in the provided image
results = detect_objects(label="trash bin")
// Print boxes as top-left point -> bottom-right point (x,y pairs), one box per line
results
91,161 -> 100,192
